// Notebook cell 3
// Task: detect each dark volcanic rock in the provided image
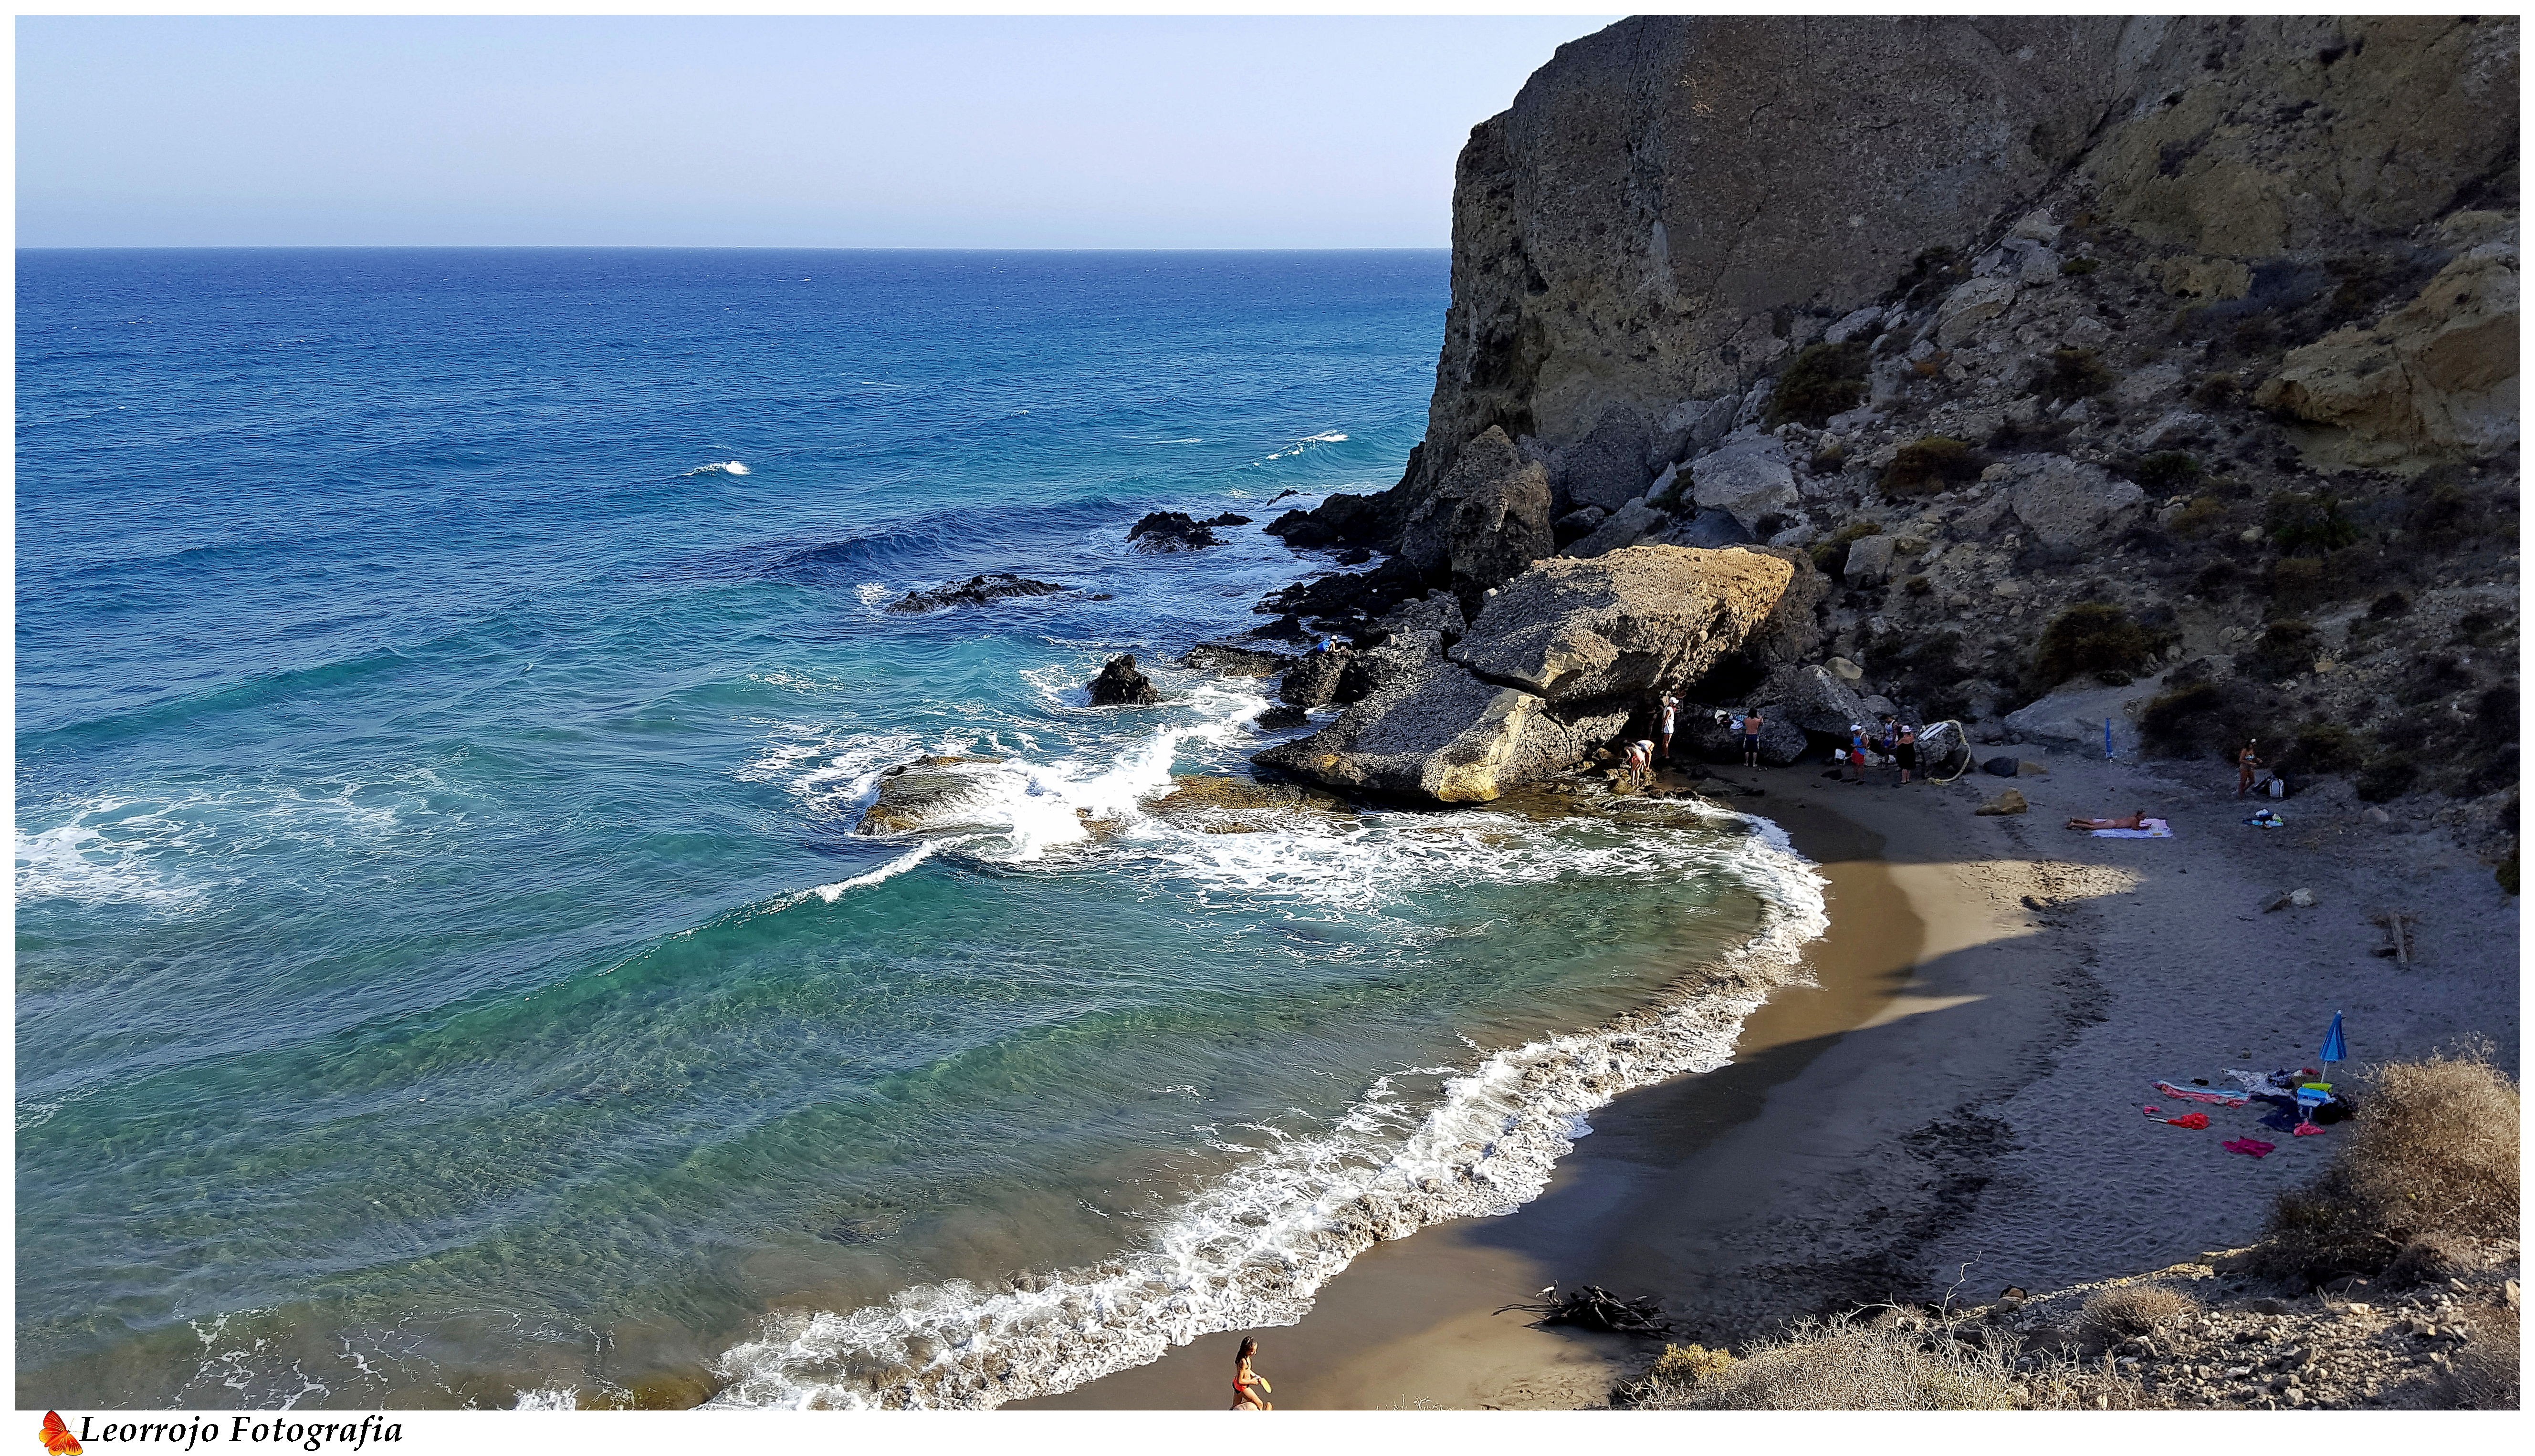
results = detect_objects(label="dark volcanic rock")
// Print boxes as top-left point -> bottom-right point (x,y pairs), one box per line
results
1128,511 -> 1223,551
1397,425 -> 1554,600
888,574 -> 1068,613
1088,654 -> 1163,707
1200,512 -> 1253,527
1334,630 -> 1447,707
1674,508 -> 1758,549
1264,455 -> 1414,552
1256,556 -> 1426,628
856,755 -> 1007,834
1179,642 -> 1298,677
1253,704 -> 1309,732
1280,651 -> 1347,708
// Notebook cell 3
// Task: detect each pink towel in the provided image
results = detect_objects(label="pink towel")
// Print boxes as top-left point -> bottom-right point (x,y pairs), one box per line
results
2223,1137 -> 2276,1158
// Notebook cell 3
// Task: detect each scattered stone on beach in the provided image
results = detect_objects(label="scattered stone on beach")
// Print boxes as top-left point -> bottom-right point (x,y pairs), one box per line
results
1127,511 -> 1224,551
1087,654 -> 1162,707
856,756 -> 1006,834
1983,756 -> 2023,778
1976,788 -> 2030,816
887,574 -> 1068,613
2019,760 -> 2050,777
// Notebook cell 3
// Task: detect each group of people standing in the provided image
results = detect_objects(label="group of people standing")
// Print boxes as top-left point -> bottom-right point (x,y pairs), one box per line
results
1612,695 -> 1927,789
1840,715 -> 1922,786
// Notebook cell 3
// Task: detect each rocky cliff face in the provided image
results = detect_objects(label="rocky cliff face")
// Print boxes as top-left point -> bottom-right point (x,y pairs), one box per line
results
1252,13 -> 2517,851
1281,15 -> 2514,555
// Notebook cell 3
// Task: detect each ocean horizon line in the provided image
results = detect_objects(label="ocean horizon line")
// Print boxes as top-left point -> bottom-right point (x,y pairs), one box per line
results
15,242 -> 1455,254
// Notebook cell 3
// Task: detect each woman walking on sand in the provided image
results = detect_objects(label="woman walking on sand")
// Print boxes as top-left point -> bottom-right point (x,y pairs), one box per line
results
2237,739 -> 2263,798
1231,1336 -> 1273,1410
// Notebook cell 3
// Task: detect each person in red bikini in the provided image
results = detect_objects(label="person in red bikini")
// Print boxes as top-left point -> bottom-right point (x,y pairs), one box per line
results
1231,1336 -> 1273,1410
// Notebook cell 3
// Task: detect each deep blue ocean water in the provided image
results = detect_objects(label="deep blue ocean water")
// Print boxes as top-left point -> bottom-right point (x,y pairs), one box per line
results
15,250 -> 1823,1409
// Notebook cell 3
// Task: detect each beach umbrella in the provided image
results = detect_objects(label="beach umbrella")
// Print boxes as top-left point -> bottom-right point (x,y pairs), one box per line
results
2319,1011 -> 2346,1071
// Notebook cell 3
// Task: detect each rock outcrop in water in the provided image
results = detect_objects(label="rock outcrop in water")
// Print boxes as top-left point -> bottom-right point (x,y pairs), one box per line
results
1087,654 -> 1162,707
856,756 -> 1005,834
1129,511 -> 1229,551
888,574 -> 1068,613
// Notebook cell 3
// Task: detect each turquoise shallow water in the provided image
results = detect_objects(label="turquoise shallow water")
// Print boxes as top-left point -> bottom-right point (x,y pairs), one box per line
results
15,249 -> 1823,1408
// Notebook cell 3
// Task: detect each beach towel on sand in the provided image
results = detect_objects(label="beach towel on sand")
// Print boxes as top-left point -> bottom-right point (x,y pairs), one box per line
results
2092,819 -> 2173,838
2223,1138 -> 2277,1158
2155,1080 -> 2251,1107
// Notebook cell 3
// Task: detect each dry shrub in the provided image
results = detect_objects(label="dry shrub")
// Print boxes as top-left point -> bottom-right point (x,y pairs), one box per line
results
2443,1304 -> 2520,1410
2252,1049 -> 2520,1285
2379,1231 -> 2475,1290
2032,603 -> 2161,688
1663,1312 -> 2023,1410
1647,1342 -> 1737,1386
2078,1284 -> 2200,1342
1766,341 -> 1872,428
1880,436 -> 1981,498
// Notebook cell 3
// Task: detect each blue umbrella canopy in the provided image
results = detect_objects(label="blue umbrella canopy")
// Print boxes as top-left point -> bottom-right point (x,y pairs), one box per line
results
2320,1010 -> 2347,1066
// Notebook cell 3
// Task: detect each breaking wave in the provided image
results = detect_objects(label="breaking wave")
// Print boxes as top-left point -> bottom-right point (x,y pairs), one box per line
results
699,677 -> 1827,1405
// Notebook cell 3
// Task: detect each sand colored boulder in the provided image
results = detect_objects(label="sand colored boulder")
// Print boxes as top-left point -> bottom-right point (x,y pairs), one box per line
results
2255,229 -> 2519,459
1450,544 -> 1794,704
1976,788 -> 2031,816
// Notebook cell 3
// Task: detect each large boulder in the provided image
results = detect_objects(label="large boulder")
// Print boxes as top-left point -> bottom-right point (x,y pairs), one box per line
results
1756,661 -> 1875,737
1935,275 -> 2020,347
1252,661 -> 1624,803
1677,706 -> 1809,766
2003,675 -> 2162,756
1671,507 -> 1757,549
1087,655 -> 1162,707
1568,496 -> 1668,559
1687,431 -> 1802,530
1548,406 -> 1654,513
1452,544 -> 1794,704
2254,224 -> 2519,461
2002,456 -> 2147,548
1397,426 -> 1554,594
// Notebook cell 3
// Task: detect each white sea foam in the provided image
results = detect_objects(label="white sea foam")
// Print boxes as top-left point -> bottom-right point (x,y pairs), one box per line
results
15,784 -> 415,913
792,836 -> 980,905
1260,431 -> 1351,461
709,778 -> 1828,1407
739,728 -> 933,820
684,460 -> 750,476
511,1386 -> 581,1411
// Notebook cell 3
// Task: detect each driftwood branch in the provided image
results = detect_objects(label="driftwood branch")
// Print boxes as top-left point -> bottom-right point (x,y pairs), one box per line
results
1494,1284 -> 1675,1337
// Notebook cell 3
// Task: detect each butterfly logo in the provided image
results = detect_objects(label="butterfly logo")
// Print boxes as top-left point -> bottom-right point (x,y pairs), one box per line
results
38,1413 -> 80,1456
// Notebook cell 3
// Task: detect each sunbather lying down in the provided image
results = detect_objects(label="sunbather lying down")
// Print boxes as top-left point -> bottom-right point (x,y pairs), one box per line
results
2067,810 -> 2150,831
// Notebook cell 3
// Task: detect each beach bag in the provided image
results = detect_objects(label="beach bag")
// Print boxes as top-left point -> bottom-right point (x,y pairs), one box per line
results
2268,777 -> 2284,798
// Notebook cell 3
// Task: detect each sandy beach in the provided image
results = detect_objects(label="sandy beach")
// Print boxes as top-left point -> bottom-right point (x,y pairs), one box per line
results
1025,747 -> 2520,1410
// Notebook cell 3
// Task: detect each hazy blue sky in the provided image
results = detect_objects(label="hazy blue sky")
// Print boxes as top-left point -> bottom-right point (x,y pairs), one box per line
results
17,15 -> 1616,248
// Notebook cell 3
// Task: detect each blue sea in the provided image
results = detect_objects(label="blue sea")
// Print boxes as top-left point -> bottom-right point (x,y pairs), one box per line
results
15,249 -> 1825,1409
